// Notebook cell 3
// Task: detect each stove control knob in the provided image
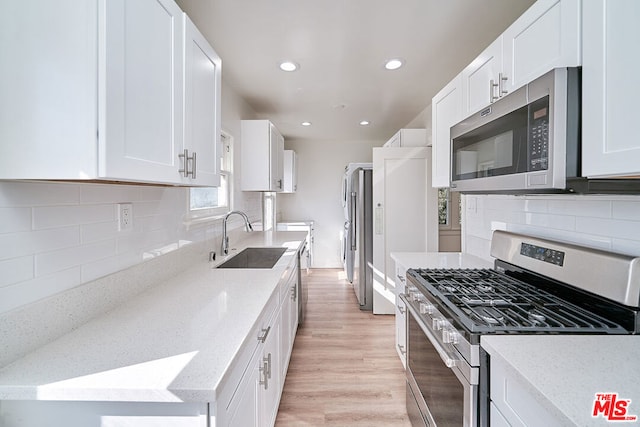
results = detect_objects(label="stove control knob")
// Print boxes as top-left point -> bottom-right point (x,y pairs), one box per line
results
432,317 -> 445,331
443,329 -> 460,344
419,302 -> 435,315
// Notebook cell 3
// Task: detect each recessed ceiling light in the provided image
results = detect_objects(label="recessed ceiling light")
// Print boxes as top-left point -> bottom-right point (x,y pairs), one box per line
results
384,58 -> 404,70
301,121 -> 312,126
279,61 -> 299,72
359,120 -> 370,126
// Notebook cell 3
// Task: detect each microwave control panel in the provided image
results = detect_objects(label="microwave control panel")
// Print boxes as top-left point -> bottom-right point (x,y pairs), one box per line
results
528,96 -> 550,171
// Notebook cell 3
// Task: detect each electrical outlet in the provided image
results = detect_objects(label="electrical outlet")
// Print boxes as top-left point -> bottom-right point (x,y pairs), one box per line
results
118,203 -> 133,231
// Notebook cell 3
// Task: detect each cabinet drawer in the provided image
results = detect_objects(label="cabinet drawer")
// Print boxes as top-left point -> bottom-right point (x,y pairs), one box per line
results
216,290 -> 278,412
490,356 -> 561,426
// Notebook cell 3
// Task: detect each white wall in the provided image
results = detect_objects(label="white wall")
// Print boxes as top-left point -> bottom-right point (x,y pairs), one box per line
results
463,194 -> 640,262
0,80 -> 260,315
279,139 -> 382,268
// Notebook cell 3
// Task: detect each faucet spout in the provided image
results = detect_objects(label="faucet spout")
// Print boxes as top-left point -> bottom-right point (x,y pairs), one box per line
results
222,211 -> 253,255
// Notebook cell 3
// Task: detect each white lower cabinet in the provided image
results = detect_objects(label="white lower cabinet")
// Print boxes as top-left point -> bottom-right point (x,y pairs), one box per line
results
490,356 -> 562,426
0,401 -> 209,427
218,260 -> 299,427
394,262 -> 407,368
279,264 -> 299,380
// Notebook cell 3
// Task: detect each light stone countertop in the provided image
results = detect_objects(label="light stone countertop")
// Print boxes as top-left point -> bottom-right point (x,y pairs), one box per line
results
0,230 -> 307,404
390,252 -> 493,270
482,335 -> 640,426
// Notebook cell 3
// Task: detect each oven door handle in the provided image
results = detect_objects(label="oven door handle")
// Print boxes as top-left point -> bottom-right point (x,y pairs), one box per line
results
401,294 -> 458,369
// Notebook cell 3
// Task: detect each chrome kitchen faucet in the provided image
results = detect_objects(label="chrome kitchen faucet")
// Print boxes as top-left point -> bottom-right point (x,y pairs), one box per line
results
222,211 -> 253,255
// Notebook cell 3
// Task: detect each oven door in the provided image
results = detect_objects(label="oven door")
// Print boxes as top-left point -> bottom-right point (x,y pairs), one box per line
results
401,294 -> 478,427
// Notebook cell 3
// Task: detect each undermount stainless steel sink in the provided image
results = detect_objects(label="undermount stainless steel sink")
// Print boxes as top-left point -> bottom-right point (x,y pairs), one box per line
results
216,247 -> 287,269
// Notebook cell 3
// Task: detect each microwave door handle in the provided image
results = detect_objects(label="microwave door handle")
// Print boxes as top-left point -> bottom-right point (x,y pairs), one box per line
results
401,295 -> 458,369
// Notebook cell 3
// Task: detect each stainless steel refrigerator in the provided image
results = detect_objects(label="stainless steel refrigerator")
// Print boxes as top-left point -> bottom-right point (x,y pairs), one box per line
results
341,163 -> 373,311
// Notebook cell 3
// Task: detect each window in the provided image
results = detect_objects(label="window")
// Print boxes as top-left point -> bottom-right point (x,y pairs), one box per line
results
438,188 -> 461,229
188,131 -> 233,219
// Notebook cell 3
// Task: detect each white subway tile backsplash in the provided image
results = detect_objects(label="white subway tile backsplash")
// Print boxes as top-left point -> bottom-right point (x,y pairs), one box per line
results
80,221 -> 120,243
0,163 -> 259,314
0,182 -> 79,207
35,240 -> 117,276
81,256 -> 123,283
521,212 -> 576,231
0,268 -> 81,314
612,200 -> 640,221
0,208 -> 32,233
548,198 -> 612,218
575,217 -> 640,241
463,194 -> 640,259
33,204 -> 115,230
522,198 -> 548,213
0,256 -> 33,288
0,227 -> 79,260
79,184 -> 141,204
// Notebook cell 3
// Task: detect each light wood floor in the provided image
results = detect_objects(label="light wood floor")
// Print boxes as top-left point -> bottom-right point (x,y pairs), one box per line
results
275,269 -> 411,426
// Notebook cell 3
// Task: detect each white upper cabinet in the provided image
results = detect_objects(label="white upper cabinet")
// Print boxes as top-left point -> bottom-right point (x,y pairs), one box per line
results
383,129 -> 427,147
0,0 -> 99,180
502,0 -> 581,94
461,0 -> 581,117
434,0 -> 581,188
282,150 -> 297,193
183,15 -> 222,186
462,38 -> 503,117
101,0 -> 185,184
582,0 -> 640,178
0,0 -> 221,186
241,120 -> 285,192
431,74 -> 463,188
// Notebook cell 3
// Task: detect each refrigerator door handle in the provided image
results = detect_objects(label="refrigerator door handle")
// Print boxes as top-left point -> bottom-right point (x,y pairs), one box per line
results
350,192 -> 357,250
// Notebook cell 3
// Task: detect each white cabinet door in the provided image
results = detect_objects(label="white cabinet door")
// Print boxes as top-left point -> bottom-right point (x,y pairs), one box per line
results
0,0 -> 222,186
394,263 -> 407,368
373,147 -> 439,314
279,265 -> 298,382
282,150 -> 297,193
100,0 -> 185,183
223,351 -> 260,427
259,318 -> 280,427
582,0 -> 640,178
271,125 -> 285,191
241,120 -> 285,191
490,355 -> 563,426
0,401 -> 208,427
431,74 -> 463,188
502,0 -> 581,95
0,0 -> 99,179
461,38 -> 503,116
183,15 -> 222,186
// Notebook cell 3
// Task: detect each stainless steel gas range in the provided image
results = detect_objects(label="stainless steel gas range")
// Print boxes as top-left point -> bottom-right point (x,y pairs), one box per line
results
401,231 -> 640,427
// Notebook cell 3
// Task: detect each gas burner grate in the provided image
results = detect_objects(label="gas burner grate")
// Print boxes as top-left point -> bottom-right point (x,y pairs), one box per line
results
411,268 -> 628,333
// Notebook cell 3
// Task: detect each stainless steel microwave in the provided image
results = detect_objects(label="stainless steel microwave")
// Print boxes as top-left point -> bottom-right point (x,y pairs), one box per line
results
450,67 -> 580,193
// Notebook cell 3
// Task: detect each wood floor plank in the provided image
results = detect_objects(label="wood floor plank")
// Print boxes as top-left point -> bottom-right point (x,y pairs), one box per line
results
275,269 -> 411,426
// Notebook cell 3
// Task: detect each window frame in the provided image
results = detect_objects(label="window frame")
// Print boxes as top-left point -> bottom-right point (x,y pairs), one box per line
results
185,130 -> 234,224
438,188 -> 461,230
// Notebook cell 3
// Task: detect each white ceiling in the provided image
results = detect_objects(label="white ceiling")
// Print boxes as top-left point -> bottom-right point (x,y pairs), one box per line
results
176,0 -> 536,142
